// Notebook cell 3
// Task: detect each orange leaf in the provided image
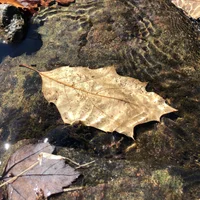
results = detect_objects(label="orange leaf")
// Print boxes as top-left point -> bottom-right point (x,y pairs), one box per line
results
0,0 -> 74,13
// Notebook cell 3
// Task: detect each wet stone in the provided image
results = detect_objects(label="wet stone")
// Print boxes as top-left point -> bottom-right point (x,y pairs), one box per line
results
0,4 -> 28,43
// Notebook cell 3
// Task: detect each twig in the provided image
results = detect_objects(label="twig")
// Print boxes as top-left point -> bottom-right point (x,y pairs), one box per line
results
64,157 -> 81,166
75,160 -> 95,169
39,152 -> 94,167
0,161 -> 39,188
124,142 -> 137,153
63,186 -> 84,192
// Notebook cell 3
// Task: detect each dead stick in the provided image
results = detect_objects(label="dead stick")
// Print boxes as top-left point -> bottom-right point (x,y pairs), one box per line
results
0,161 -> 39,188
63,186 -> 84,192
75,160 -> 95,169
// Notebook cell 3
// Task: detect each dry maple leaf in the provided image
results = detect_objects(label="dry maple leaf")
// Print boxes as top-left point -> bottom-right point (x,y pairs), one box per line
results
171,0 -> 200,19
21,64 -> 177,139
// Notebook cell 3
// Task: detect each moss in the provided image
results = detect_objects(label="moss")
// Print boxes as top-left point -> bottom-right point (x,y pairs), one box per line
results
143,169 -> 183,200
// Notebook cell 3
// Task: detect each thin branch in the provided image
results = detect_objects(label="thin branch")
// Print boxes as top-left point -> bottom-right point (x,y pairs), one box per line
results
64,157 -> 80,166
0,161 -> 39,188
75,160 -> 95,169
63,186 -> 84,192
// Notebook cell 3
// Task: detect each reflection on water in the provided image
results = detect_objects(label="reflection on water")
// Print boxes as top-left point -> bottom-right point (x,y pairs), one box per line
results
4,143 -> 10,151
43,138 -> 49,143
0,23 -> 42,62
0,143 -> 10,170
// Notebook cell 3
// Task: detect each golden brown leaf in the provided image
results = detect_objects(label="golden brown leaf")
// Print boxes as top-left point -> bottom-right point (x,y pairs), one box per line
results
21,65 -> 177,139
172,0 -> 200,19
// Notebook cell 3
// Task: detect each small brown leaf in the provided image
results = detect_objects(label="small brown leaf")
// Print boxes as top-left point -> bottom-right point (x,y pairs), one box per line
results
2,142 -> 80,200
21,65 -> 177,139
171,0 -> 200,19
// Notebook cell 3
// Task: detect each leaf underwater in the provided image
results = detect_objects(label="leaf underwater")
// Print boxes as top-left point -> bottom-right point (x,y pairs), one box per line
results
2,142 -> 80,200
172,0 -> 200,19
21,65 -> 177,138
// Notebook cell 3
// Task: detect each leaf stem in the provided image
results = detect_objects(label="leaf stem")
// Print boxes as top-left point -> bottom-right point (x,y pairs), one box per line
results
19,64 -> 40,74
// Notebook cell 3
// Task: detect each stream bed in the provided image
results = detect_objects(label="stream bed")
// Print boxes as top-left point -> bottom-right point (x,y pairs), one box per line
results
0,0 -> 200,199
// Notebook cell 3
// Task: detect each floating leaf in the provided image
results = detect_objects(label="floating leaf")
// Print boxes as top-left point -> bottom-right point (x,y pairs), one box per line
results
2,142 -> 80,200
171,0 -> 200,19
21,65 -> 177,139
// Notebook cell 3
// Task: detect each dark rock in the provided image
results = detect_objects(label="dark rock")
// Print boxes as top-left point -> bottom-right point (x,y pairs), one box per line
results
0,4 -> 28,43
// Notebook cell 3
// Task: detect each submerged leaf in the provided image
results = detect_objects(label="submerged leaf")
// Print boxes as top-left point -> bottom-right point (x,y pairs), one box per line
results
171,0 -> 200,19
2,142 -> 80,200
21,65 -> 177,138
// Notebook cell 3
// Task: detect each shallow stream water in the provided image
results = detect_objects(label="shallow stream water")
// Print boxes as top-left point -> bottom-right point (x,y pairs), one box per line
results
0,0 -> 200,199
